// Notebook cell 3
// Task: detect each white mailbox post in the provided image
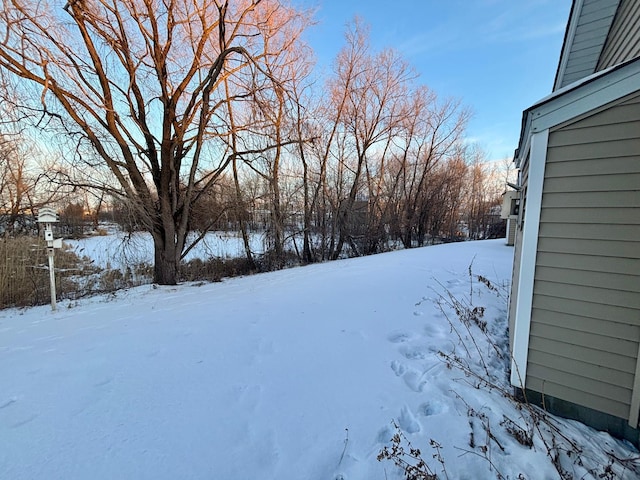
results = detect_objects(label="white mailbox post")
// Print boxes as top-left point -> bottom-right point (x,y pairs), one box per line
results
37,207 -> 62,311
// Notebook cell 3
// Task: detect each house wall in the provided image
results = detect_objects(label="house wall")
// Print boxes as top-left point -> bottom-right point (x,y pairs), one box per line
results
524,93 -> 640,422
506,218 -> 516,246
596,0 -> 640,70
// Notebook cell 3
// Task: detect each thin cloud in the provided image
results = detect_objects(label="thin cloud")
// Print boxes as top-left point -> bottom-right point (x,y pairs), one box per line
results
479,3 -> 567,43
396,26 -> 465,58
397,3 -> 564,60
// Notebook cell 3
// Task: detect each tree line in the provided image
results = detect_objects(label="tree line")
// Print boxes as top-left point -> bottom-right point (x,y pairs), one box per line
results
0,1 -> 506,284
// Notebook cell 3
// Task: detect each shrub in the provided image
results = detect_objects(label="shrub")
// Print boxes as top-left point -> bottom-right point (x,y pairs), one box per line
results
179,256 -> 257,283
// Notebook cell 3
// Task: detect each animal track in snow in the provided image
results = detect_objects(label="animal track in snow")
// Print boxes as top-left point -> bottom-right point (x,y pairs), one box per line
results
399,344 -> 427,360
376,425 -> 393,444
391,361 -> 427,393
397,405 -> 421,434
402,368 -> 427,393
387,331 -> 412,344
418,400 -> 445,417
390,360 -> 407,377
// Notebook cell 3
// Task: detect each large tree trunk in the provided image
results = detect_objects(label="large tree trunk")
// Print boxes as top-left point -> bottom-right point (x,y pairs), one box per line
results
153,248 -> 178,285
152,195 -> 182,284
152,231 -> 179,285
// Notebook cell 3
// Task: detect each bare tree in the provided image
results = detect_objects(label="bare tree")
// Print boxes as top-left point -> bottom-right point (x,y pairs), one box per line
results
325,20 -> 415,258
249,9 -> 314,267
0,136 -> 32,234
397,94 -> 469,247
0,134 -> 65,234
0,0 -> 311,284
289,60 -> 317,263
463,148 -> 504,239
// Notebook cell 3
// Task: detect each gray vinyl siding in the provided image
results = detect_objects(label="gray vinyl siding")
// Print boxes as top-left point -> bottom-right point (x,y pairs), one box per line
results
506,218 -> 516,246
526,376 -> 631,419
560,0 -> 620,88
597,0 -> 640,70
525,93 -> 640,421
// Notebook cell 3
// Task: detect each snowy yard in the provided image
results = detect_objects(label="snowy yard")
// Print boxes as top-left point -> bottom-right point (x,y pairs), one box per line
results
1,240 -> 638,479
65,230 -> 267,271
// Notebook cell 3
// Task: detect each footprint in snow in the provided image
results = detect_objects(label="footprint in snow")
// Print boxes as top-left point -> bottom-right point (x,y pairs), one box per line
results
397,405 -> 421,434
402,368 -> 427,393
418,400 -> 446,417
391,362 -> 427,392
376,425 -> 393,444
390,360 -> 407,377
387,331 -> 412,344
399,344 -> 428,360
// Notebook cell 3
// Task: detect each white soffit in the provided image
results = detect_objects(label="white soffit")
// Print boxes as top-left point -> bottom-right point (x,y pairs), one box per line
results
531,58 -> 640,132
515,57 -> 640,168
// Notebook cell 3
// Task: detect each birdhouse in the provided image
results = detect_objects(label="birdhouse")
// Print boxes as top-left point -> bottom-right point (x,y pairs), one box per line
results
37,207 -> 59,224
37,207 -> 62,249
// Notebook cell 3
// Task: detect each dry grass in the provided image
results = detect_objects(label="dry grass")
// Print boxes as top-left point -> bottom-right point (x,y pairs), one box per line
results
1,229 -> 321,310
1,235 -> 264,309
179,256 -> 257,283
0,236 -> 99,308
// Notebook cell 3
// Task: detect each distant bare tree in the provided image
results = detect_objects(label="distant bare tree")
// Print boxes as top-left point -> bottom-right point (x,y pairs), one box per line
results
0,134 -> 65,235
245,8 -> 314,267
463,148 -> 503,239
0,137 -> 32,233
326,20 -> 415,258
382,90 -> 469,248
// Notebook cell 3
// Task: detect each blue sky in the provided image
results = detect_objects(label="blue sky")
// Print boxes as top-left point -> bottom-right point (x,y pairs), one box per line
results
294,0 -> 572,161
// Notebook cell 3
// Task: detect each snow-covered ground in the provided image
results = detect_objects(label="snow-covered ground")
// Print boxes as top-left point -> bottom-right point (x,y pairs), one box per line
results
66,230 -> 267,270
1,240 -> 637,479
